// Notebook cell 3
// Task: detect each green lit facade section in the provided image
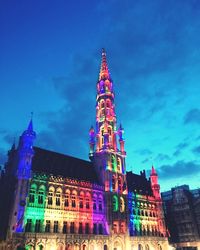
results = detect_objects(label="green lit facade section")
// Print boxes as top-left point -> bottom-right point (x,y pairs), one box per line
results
23,176 -> 47,233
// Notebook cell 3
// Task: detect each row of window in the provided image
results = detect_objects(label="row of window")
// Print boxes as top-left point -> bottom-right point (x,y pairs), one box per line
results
130,209 -> 157,217
29,193 -> 103,212
138,244 -> 162,250
25,220 -> 104,235
130,228 -> 164,237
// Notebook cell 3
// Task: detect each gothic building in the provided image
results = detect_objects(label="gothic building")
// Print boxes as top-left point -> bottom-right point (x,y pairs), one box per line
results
0,50 -> 169,250
162,185 -> 200,249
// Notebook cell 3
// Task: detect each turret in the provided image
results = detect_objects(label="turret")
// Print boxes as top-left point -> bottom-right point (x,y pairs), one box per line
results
17,118 -> 36,179
9,118 -> 36,234
150,165 -> 161,200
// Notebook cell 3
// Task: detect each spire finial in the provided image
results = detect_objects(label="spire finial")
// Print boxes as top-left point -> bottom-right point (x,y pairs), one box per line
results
27,112 -> 34,132
151,165 -> 157,175
99,48 -> 110,81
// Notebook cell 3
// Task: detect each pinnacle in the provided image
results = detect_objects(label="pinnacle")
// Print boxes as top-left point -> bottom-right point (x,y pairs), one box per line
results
99,48 -> 110,81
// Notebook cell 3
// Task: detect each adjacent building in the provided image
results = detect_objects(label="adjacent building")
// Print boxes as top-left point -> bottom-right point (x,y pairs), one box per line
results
162,185 -> 200,250
0,50 -> 169,250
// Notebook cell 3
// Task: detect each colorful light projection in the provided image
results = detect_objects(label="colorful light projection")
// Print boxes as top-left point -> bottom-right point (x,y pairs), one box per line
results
22,175 -> 108,236
128,191 -> 163,237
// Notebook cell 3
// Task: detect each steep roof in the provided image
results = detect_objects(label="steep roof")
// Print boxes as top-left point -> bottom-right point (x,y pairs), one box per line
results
126,171 -> 153,196
32,147 -> 99,184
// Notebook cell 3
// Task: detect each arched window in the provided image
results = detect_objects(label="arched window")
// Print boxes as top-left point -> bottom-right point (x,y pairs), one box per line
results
25,219 -> 32,232
65,190 -> 70,207
48,186 -> 54,205
101,128 -> 104,146
63,221 -> 67,234
79,222 -> 83,234
85,192 -> 90,209
145,245 -> 150,250
85,223 -> 89,234
118,176 -> 122,192
98,195 -> 103,211
29,184 -> 37,203
38,185 -> 45,205
56,188 -> 62,206
117,157 -> 121,172
100,100 -> 105,109
104,245 -> 108,250
99,224 -> 103,234
113,195 -> 118,211
79,191 -> 84,209
35,219 -> 41,232
158,245 -> 162,250
138,244 -> 143,250
45,220 -> 50,232
111,155 -> 116,171
119,197 -> 125,212
93,194 -> 97,210
108,127 -> 112,143
112,175 -> 116,191
106,99 -> 111,108
71,190 -> 77,208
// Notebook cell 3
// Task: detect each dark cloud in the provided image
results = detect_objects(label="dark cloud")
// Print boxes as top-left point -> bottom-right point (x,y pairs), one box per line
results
173,142 -> 189,156
37,53 -> 98,159
184,109 -> 200,124
158,160 -> 200,179
155,153 -> 171,162
192,146 -> 200,154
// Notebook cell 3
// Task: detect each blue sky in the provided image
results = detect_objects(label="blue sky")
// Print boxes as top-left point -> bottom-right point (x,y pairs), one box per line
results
0,0 -> 200,191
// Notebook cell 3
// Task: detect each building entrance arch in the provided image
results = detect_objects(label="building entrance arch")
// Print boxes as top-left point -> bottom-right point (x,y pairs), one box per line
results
113,240 -> 122,250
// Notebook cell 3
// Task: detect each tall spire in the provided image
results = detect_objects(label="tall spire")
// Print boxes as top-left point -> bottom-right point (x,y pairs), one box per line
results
99,48 -> 110,81
151,165 -> 157,175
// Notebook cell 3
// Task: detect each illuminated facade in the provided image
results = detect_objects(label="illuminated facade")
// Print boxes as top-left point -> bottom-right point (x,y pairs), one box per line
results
0,50 -> 169,250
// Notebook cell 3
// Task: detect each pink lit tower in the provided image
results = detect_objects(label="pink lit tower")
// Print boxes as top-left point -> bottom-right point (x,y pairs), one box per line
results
89,49 -> 128,235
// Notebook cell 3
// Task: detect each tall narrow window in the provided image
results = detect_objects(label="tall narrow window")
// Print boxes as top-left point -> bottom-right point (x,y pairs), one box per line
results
79,222 -> 83,234
111,155 -> 116,171
93,223 -> 97,234
98,197 -> 103,211
112,175 -> 116,191
48,191 -> 53,205
56,192 -> 61,206
63,222 -> 67,234
71,191 -> 77,208
35,220 -> 41,233
25,219 -> 32,232
38,190 -> 44,204
113,195 -> 118,211
29,185 -> 36,203
117,157 -> 121,172
79,197 -> 83,208
99,224 -> 103,234
118,177 -> 122,192
85,223 -> 89,234
65,191 -> 70,207
119,197 -> 125,212
70,222 -> 75,234
54,221 -> 58,233
45,220 -> 50,233
45,220 -> 50,232
93,199 -> 97,210
86,193 -> 90,209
